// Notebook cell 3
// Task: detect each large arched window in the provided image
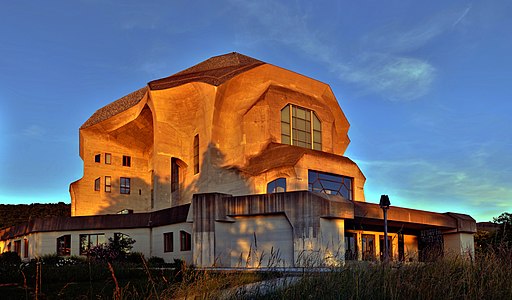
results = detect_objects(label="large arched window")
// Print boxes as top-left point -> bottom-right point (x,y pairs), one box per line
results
281,104 -> 321,150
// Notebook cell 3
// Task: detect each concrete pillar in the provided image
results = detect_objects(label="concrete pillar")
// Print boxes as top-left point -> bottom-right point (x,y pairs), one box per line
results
443,232 -> 475,259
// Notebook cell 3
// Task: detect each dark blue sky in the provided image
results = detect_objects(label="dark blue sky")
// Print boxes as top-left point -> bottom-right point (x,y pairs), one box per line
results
1,1 -> 511,222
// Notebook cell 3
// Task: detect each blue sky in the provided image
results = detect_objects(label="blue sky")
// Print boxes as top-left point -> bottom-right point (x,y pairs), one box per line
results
1,1 -> 511,222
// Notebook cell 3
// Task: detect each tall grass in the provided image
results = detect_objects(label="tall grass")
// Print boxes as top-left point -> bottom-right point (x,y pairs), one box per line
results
1,247 -> 511,299
257,247 -> 512,300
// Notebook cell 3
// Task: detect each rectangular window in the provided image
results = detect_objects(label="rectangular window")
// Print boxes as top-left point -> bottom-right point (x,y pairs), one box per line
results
308,170 -> 353,200
193,135 -> 199,174
180,230 -> 191,251
95,154 -> 101,163
171,158 -> 179,193
94,177 -> 101,191
105,153 -> 111,164
164,232 -> 174,252
24,239 -> 29,258
122,155 -> 131,167
281,104 -> 321,150
14,240 -> 21,257
57,235 -> 71,256
120,177 -> 130,194
79,234 -> 105,255
105,176 -> 111,193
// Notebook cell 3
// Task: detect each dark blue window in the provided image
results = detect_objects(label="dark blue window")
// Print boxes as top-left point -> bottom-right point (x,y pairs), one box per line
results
308,170 -> 353,200
267,178 -> 287,193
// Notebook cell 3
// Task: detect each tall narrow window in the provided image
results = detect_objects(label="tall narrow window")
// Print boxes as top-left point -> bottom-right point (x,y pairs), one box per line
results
57,235 -> 71,256
105,176 -> 111,193
193,135 -> 199,174
95,154 -> 101,163
105,153 -> 111,164
164,232 -> 174,252
267,178 -> 287,193
120,177 -> 131,194
171,158 -> 179,193
94,177 -> 101,191
122,155 -> 131,167
24,239 -> 29,258
180,230 -> 191,251
14,240 -> 21,257
281,104 -> 322,150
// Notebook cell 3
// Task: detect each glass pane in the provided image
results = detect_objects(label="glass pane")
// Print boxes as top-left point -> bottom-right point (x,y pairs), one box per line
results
313,113 -> 321,130
281,105 -> 290,122
282,135 -> 290,144
296,107 -> 306,119
281,122 -> 290,135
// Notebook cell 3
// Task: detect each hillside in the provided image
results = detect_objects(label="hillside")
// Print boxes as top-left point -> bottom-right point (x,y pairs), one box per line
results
0,202 -> 70,229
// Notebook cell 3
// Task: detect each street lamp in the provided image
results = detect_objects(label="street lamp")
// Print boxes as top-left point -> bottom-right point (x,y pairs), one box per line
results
379,195 -> 391,262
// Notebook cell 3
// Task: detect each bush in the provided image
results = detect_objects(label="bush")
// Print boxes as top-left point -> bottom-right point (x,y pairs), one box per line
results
147,256 -> 165,267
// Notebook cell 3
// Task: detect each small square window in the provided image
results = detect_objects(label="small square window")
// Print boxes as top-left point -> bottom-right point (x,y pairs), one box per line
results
122,155 -> 131,167
95,154 -> 101,163
105,153 -> 111,165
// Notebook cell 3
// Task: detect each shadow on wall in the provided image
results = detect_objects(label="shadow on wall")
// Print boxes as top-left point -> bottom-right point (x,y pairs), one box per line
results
94,142 -> 252,215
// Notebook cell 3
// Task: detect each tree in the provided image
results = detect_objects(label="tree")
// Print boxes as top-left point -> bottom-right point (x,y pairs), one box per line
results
493,212 -> 512,246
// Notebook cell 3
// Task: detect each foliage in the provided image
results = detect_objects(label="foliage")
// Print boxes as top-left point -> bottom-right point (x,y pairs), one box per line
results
89,235 -> 136,262
0,202 -> 70,228
476,212 -> 512,253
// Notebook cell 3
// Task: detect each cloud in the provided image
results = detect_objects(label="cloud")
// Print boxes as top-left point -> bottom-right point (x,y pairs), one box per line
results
356,155 -> 512,221
22,125 -> 46,139
230,1 -> 471,102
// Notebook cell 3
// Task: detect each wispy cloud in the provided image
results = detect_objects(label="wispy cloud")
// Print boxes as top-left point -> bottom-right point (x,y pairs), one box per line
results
356,155 -> 512,221
22,125 -> 46,139
231,1 -> 470,102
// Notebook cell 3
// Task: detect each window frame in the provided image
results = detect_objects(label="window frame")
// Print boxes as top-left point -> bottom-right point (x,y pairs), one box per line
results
164,232 -> 174,253
105,176 -> 112,193
122,155 -> 131,167
281,104 -> 322,150
267,177 -> 287,193
79,233 -> 105,256
24,239 -> 29,258
105,153 -> 112,165
193,135 -> 199,174
308,170 -> 353,200
120,177 -> 131,195
180,230 -> 191,251
57,234 -> 71,256
94,177 -> 101,191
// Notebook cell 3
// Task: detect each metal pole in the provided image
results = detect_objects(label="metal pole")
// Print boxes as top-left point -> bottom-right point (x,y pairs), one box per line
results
383,208 -> 389,262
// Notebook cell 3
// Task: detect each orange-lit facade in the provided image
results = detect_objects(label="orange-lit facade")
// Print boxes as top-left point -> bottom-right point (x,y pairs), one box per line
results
1,53 -> 476,266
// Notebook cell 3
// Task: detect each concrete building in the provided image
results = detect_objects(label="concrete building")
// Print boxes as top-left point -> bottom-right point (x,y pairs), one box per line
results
1,53 -> 476,266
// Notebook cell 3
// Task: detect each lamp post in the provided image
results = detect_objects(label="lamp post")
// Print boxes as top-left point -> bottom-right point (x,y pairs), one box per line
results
379,195 -> 391,263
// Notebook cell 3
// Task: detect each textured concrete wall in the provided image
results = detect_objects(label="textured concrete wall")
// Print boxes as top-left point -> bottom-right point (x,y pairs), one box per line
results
72,62 -> 359,216
215,215 -> 294,267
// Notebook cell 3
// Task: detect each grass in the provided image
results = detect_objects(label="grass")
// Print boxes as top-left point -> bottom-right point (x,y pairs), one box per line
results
1,247 -> 511,299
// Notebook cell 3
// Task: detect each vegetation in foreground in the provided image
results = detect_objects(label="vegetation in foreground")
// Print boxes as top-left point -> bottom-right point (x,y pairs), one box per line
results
0,212 -> 510,299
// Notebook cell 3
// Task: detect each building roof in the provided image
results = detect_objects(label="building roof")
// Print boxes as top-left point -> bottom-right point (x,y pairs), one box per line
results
0,204 -> 190,240
81,52 -> 265,129
148,52 -> 264,90
240,142 -> 360,175
81,86 -> 148,129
